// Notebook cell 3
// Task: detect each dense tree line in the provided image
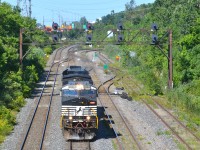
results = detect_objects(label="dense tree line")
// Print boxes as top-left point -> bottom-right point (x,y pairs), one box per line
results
93,0 -> 200,121
0,2 -> 54,142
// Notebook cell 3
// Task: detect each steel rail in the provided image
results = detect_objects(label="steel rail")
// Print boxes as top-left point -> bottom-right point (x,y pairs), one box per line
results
95,70 -> 142,150
142,100 -> 192,150
97,55 -> 142,150
20,45 -> 76,150
97,50 -> 200,149
92,70 -> 124,150
126,75 -> 200,148
154,100 -> 200,142
39,45 -> 78,149
20,46 -> 65,150
80,49 -> 142,149
71,48 -> 142,149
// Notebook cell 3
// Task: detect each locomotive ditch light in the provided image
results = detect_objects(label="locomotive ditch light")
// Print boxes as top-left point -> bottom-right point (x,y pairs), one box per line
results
86,116 -> 91,120
76,84 -> 84,90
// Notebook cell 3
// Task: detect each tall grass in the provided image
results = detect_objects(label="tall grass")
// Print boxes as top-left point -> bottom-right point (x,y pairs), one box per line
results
167,80 -> 200,126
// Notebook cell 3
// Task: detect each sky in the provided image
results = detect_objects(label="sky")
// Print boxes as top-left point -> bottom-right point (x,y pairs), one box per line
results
2,0 -> 155,25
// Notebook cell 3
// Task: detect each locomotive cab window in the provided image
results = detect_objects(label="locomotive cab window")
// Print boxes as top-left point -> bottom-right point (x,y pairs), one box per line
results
63,90 -> 78,96
80,90 -> 96,95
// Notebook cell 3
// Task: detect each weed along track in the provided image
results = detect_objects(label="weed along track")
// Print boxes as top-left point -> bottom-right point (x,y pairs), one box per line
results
143,100 -> 200,150
118,75 -> 200,149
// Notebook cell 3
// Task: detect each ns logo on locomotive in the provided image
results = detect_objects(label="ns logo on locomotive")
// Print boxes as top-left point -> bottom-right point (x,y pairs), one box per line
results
60,66 -> 98,140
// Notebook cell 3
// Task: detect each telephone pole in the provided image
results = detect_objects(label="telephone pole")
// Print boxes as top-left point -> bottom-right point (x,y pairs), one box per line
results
168,30 -> 173,89
28,0 -> 31,17
19,28 -> 23,66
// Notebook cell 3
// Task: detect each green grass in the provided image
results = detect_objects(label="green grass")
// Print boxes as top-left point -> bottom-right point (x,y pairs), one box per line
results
112,139 -> 118,150
174,139 -> 187,150
156,130 -> 171,136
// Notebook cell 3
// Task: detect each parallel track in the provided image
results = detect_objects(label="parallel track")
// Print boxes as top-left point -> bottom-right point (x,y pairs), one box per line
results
80,52 -> 141,150
98,51 -> 200,149
19,46 -> 76,150
124,76 -> 200,150
76,49 -> 143,149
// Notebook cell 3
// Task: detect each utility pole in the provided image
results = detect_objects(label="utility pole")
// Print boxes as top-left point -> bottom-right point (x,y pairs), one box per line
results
43,16 -> 44,26
29,0 -> 31,17
19,28 -> 23,66
151,23 -> 173,89
168,30 -> 173,89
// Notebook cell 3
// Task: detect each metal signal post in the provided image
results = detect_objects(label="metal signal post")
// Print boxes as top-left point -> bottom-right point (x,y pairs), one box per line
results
151,23 -> 173,89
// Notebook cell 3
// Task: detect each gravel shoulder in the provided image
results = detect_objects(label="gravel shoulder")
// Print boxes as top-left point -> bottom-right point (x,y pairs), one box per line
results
87,51 -> 179,150
1,48 -> 179,150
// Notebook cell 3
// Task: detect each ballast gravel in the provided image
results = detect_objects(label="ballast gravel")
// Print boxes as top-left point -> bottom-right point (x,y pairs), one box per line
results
1,49 -> 178,150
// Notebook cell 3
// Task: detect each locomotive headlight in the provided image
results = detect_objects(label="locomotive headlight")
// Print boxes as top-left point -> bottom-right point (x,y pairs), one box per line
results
69,116 -> 73,120
86,116 -> 90,120
76,84 -> 84,90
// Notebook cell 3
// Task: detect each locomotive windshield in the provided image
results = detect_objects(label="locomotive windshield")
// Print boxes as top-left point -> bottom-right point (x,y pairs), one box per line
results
63,90 -> 78,96
62,89 -> 96,96
80,90 -> 96,95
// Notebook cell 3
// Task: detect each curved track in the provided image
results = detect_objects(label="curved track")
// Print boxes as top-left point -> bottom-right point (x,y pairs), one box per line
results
76,50 -> 142,150
99,52 -> 200,150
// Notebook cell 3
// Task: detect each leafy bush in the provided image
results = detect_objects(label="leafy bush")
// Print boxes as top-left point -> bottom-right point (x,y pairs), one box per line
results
9,96 -> 25,111
0,106 -> 15,142
43,46 -> 53,55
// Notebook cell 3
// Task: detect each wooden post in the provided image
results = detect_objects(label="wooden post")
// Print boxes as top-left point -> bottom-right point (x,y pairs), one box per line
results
168,30 -> 173,89
20,28 -> 23,66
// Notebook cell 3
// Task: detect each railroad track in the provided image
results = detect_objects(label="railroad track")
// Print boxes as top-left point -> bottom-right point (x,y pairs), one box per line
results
73,49 -> 142,149
91,70 -> 142,149
116,74 -> 200,149
19,46 -> 76,150
97,51 -> 200,149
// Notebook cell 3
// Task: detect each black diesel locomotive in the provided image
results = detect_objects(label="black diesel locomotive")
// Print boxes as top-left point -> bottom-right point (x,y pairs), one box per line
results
60,66 -> 98,140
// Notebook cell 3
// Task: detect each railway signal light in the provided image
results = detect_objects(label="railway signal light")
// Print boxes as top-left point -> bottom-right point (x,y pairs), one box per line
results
117,22 -> 123,30
87,23 -> 93,30
52,34 -> 58,42
118,34 -> 124,42
52,22 -> 58,30
151,34 -> 158,45
86,34 -> 92,41
72,23 -> 75,29
151,23 -> 158,31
